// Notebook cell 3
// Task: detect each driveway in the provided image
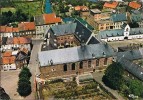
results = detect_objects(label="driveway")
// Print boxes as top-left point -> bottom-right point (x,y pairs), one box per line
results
92,71 -> 124,100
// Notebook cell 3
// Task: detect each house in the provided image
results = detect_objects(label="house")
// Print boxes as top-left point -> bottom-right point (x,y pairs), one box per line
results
38,43 -> 114,79
103,1 -> 118,9
86,9 -> 101,28
130,13 -> 143,28
98,24 -> 143,42
74,6 -> 89,18
34,13 -> 62,38
0,26 -> 19,38
87,9 -> 129,31
117,48 -> 143,81
1,37 -> 31,52
0,47 -> 29,71
15,50 -> 29,69
18,22 -> 36,38
1,52 -> 16,70
128,1 -> 141,9
43,19 -> 99,50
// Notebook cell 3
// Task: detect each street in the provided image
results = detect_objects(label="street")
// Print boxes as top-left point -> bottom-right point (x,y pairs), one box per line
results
25,39 -> 42,100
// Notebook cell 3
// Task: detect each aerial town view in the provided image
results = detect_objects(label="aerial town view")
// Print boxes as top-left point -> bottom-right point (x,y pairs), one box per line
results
0,0 -> 143,100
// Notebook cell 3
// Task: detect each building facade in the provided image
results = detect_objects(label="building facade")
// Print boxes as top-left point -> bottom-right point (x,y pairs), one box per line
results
38,43 -> 114,79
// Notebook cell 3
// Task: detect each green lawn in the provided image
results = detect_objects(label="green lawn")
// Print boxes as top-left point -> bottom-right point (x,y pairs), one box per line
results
13,1 -> 43,16
1,7 -> 16,13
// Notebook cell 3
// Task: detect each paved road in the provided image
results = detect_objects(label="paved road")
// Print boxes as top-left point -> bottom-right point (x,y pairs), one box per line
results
92,71 -> 124,100
25,40 -> 42,100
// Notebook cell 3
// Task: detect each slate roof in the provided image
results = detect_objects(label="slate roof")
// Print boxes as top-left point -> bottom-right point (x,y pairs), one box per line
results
131,14 -> 143,22
98,29 -> 124,39
74,19 -> 93,43
98,27 -> 143,39
110,13 -> 127,22
88,36 -> 100,44
130,28 -> 143,35
117,48 -> 143,81
50,23 -> 77,36
38,43 -> 114,67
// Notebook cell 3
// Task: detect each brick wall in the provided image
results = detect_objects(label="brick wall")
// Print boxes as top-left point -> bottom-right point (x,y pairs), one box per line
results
56,34 -> 80,48
40,57 -> 113,79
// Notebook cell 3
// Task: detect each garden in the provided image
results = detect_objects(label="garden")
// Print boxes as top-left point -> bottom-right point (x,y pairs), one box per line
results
41,78 -> 113,99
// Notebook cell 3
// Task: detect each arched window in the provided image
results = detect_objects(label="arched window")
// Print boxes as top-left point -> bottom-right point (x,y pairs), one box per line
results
79,61 -> 83,69
96,59 -> 99,66
88,60 -> 91,68
104,58 -> 108,65
63,64 -> 67,71
71,63 -> 75,70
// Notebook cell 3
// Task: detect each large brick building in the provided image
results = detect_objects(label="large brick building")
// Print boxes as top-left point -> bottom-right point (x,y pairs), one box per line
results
38,43 -> 114,80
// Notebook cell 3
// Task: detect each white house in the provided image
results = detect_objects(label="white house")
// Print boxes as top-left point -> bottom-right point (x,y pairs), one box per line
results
98,24 -> 143,42
0,26 -> 19,38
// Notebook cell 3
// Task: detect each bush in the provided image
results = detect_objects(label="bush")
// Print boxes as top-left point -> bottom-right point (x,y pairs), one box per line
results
17,67 -> 32,97
17,82 -> 32,97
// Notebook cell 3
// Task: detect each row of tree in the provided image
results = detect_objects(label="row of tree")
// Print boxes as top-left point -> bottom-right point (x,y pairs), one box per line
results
102,62 -> 143,97
17,67 -> 32,97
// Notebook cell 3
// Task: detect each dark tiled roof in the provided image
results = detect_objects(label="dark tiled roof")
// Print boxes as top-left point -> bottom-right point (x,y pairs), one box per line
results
98,29 -> 124,39
117,48 -> 143,81
88,36 -> 100,44
74,19 -> 92,43
50,23 -> 77,36
38,43 -> 115,66
111,13 -> 127,22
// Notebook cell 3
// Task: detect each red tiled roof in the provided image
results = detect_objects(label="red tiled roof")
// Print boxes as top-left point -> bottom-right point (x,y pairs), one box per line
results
75,6 -> 89,11
43,13 -> 62,24
3,51 -> 12,57
0,26 -> 6,32
5,27 -> 13,33
129,2 -> 141,9
2,56 -> 16,64
0,26 -> 19,33
103,1 -> 118,9
18,22 -> 35,31
13,37 -> 31,44
12,28 -> 19,32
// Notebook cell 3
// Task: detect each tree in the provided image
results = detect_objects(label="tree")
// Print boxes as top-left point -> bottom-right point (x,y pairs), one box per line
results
17,67 -> 32,97
102,62 -> 124,90
17,82 -> 32,97
19,67 -> 32,79
128,79 -> 143,96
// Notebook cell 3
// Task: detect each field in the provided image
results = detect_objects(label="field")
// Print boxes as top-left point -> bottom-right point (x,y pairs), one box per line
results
13,1 -> 43,16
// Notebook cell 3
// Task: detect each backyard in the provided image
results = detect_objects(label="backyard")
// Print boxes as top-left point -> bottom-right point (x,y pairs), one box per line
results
41,79 -> 114,99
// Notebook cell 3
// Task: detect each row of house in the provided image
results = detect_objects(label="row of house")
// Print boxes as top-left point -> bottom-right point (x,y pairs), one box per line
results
0,22 -> 36,38
0,37 -> 32,70
98,24 -> 143,42
0,13 -> 62,39
86,1 -> 143,31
